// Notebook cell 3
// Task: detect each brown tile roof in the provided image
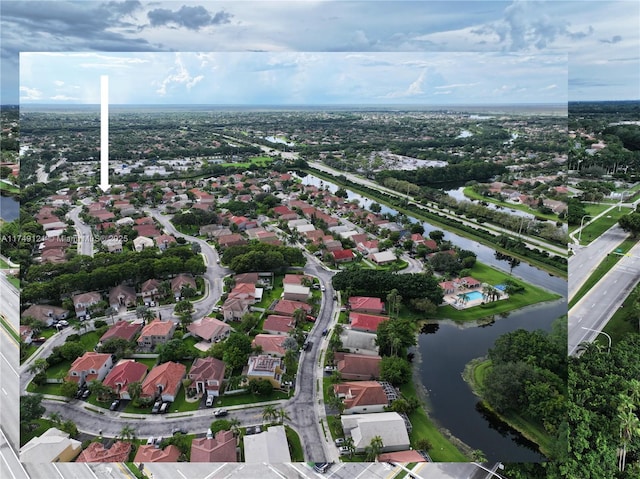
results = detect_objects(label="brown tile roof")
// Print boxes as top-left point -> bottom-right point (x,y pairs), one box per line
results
138,319 -> 175,339
251,334 -> 287,356
335,353 -> 381,380
333,381 -> 388,409
134,444 -> 181,463
349,313 -> 388,333
262,315 -> 295,334
271,299 -> 311,316
190,431 -> 237,462
188,357 -> 225,389
99,321 -> 142,343
348,296 -> 385,313
76,441 -> 132,463
377,450 -> 427,463
140,361 -> 186,399
187,317 -> 231,342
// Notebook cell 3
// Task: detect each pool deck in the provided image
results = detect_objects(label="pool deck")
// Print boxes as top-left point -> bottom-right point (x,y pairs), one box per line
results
442,286 -> 509,310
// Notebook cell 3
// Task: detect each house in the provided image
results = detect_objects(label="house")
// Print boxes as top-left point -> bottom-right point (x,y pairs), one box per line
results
134,444 -> 181,463
20,428 -> 82,463
356,239 -> 379,255
377,450 -> 428,463
188,317 -> 231,343
155,234 -> 177,250
20,325 -> 34,344
282,274 -> 311,286
133,235 -> 155,252
459,276 -> 481,288
72,291 -> 103,318
227,282 -> 260,303
140,361 -> 187,402
217,233 -> 247,248
102,238 -> 123,253
349,312 -> 388,333
170,273 -> 197,300
368,250 -> 396,265
282,283 -> 310,302
109,284 -> 137,310
98,321 -> 142,345
334,353 -> 382,380
137,319 -> 176,351
339,329 -> 379,356
140,278 -> 162,304
66,352 -> 114,386
331,249 -> 355,263
333,381 -> 390,414
234,272 -> 259,284
102,359 -> 148,400
270,299 -> 312,316
341,412 -> 410,453
245,355 -> 285,388
76,441 -> 132,463
221,297 -> 250,322
21,304 -> 69,327
191,430 -> 237,462
439,281 -> 456,295
251,334 -> 288,357
348,296 -> 385,314
262,315 -> 295,335
243,425 -> 291,463
188,357 -> 226,397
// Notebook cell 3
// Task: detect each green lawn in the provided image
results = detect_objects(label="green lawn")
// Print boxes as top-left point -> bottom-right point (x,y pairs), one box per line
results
26,381 -> 66,395
432,262 -> 561,321
221,156 -> 273,168
20,418 -> 57,447
462,187 -> 559,222
568,203 -> 615,234
602,286 -> 640,345
0,258 -> 10,268
285,425 -> 304,461
6,276 -> 20,288
569,237 -> 638,309
577,206 -> 632,245
399,382 -> 468,461
212,389 -> 290,408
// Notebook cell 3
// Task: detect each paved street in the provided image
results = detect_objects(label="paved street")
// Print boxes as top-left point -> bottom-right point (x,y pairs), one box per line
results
67,205 -> 95,257
568,241 -> 640,355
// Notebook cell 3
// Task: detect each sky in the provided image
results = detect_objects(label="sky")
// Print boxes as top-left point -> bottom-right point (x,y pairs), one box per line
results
1,1 -> 639,105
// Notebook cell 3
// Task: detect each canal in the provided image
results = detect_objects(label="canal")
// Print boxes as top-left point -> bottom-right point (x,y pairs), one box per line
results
299,172 -> 566,461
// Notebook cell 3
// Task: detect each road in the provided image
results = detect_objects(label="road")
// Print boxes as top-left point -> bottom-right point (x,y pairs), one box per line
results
67,206 -> 95,257
0,273 -> 20,329
568,241 -> 640,355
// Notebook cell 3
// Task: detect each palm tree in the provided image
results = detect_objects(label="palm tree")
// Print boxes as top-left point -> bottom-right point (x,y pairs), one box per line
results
292,308 -> 307,327
277,408 -> 290,424
343,436 -> 356,458
364,435 -> 384,461
262,405 -> 278,424
228,417 -> 241,436
471,449 -> 488,462
104,306 -> 118,325
48,411 -> 62,425
28,358 -> 48,375
119,424 -> 137,442
617,408 -> 639,471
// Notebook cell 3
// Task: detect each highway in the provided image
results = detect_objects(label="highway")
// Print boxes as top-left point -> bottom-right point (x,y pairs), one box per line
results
568,241 -> 640,355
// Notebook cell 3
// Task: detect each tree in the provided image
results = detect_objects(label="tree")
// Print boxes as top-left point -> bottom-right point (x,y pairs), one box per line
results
248,378 -> 273,396
415,438 -> 432,452
128,381 -> 143,405
292,308 -> 307,327
343,436 -> 356,458
20,394 -> 45,427
28,358 -> 48,376
262,404 -> 278,424
60,380 -> 79,399
119,424 -> 137,442
618,212 -> 640,238
379,356 -> 412,386
104,306 -> 118,324
282,336 -> 299,352
386,289 -> 402,319
364,435 -> 384,461
88,379 -> 114,402
156,339 -> 191,363
471,449 -> 488,462
136,305 -> 155,322
429,230 -> 445,241
376,318 -> 417,357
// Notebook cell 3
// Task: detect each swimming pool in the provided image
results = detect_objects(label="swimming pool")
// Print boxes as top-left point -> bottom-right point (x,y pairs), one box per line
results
457,291 -> 483,301
494,284 -> 507,291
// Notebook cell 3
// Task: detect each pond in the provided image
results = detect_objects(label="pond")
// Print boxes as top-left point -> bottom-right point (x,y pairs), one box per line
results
0,194 -> 19,221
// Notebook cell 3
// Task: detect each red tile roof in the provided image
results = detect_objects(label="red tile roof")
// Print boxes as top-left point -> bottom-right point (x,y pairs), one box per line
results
251,334 -> 287,356
138,319 -> 175,339
263,315 -> 295,333
377,450 -> 427,463
102,360 -> 148,395
140,361 -> 186,399
349,312 -> 388,332
348,296 -> 385,313
333,381 -> 388,409
271,299 -> 312,316
335,353 -> 381,380
99,321 -> 142,343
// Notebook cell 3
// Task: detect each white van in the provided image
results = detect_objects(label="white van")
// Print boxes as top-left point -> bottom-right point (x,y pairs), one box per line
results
206,396 -> 214,407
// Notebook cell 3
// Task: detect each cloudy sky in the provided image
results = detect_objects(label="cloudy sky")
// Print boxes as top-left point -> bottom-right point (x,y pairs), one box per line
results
2,1 -> 639,105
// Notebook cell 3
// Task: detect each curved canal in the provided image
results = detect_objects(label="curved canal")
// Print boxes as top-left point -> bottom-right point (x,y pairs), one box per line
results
299,172 -> 566,461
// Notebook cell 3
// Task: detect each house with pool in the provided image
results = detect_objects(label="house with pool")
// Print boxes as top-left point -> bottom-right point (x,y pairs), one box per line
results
439,277 -> 509,310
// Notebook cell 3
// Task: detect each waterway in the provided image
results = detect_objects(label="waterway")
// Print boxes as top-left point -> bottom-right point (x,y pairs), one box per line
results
0,194 -> 19,222
298,171 -> 567,461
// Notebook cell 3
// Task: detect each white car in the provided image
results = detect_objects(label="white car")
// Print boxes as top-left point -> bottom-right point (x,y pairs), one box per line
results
338,446 -> 350,455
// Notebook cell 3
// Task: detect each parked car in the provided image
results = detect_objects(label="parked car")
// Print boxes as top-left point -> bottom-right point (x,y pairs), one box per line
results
151,400 -> 162,414
338,446 -> 350,456
313,462 -> 332,473
81,389 -> 91,400
321,328 -> 328,336
109,399 -> 120,411
334,438 -> 345,446
213,408 -> 228,417
320,284 -> 326,292
205,396 -> 214,407
171,427 -> 187,435
159,402 -> 170,414
302,340 -> 313,351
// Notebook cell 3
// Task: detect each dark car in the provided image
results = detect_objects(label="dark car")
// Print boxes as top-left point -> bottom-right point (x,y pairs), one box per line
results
81,389 -> 91,400
213,408 -> 228,417
313,463 -> 332,473
109,399 -> 120,411
151,400 -> 162,414
172,427 -> 188,435
303,340 -> 313,351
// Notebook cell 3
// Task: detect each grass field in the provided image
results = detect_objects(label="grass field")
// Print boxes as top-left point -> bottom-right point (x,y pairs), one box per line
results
602,286 -> 640,345
577,206 -> 632,245
432,262 -> 562,321
568,203 -> 616,234
220,156 -> 273,168
462,187 -> 559,221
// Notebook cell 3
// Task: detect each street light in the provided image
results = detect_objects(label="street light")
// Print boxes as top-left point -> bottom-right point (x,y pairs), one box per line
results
578,215 -> 592,243
582,326 -> 612,353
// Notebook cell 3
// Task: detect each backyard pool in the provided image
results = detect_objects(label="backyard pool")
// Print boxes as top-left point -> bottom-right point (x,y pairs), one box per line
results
457,291 -> 483,301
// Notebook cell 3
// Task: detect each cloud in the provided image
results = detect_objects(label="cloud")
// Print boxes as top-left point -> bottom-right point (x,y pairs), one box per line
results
155,53 -> 204,96
384,69 -> 427,98
54,80 -> 65,87
19,86 -> 42,100
147,5 -> 232,30
49,94 -> 79,101
600,35 -> 623,44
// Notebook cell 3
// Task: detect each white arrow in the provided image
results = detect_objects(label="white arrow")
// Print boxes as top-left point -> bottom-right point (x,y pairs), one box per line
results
99,75 -> 111,192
